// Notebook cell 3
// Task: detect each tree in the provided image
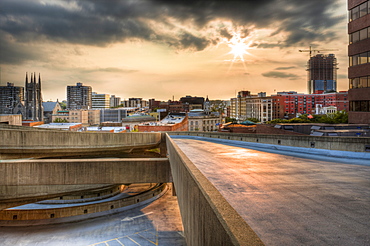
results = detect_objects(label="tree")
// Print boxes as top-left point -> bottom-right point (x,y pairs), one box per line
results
225,117 -> 237,123
267,111 -> 349,124
53,118 -> 69,123
246,118 -> 260,123
59,102 -> 67,109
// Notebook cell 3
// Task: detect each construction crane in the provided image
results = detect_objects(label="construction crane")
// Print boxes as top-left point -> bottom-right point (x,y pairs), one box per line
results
299,46 -> 339,57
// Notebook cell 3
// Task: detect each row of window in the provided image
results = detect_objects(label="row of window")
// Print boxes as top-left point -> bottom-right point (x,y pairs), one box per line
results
351,101 -> 370,112
190,120 -> 219,125
189,126 -> 216,131
349,76 -> 370,89
349,26 -> 370,44
349,52 -> 370,66
349,0 -> 370,22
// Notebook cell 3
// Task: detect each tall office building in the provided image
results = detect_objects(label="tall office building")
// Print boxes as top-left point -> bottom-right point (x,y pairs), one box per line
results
67,82 -> 92,110
92,92 -> 110,109
110,95 -> 121,108
25,72 -> 44,121
348,0 -> 370,123
0,82 -> 24,114
307,54 -> 338,94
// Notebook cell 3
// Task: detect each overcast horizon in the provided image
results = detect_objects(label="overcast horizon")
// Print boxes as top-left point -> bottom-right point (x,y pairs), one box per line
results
0,0 -> 348,101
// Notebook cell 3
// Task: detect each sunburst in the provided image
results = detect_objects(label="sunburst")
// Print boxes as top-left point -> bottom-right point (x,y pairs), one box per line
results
226,33 -> 252,62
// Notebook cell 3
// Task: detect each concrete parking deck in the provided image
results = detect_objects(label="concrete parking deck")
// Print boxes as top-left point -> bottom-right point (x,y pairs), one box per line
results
172,136 -> 370,246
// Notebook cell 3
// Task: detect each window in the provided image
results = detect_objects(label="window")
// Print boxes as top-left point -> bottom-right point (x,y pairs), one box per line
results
360,28 -> 368,41
362,101 -> 369,111
360,77 -> 369,88
359,52 -> 368,64
351,5 -> 360,21
360,2 -> 368,17
354,54 -> 359,66
351,101 -> 370,112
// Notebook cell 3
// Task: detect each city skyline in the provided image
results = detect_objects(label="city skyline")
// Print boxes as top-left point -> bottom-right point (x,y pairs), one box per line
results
1,0 -> 348,101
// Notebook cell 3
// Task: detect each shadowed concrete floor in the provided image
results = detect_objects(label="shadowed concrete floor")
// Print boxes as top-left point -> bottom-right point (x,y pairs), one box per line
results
173,137 -> 370,246
0,186 -> 186,246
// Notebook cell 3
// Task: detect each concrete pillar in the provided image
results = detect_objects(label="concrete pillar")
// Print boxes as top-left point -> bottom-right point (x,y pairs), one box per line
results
160,132 -> 167,157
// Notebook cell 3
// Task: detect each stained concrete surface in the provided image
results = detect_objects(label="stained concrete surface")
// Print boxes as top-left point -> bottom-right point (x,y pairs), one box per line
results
173,137 -> 370,246
0,186 -> 186,246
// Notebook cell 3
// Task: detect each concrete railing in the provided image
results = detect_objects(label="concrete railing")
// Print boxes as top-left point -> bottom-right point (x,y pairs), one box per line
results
168,131 -> 370,152
0,158 -> 171,186
0,128 -> 163,159
166,134 -> 264,246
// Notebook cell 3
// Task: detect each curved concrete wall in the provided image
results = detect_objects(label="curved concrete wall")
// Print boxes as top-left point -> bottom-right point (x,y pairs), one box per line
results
0,184 -> 120,210
166,134 -> 264,246
0,183 -> 167,225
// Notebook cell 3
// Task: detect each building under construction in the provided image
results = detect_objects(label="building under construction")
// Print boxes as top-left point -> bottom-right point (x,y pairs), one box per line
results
307,54 -> 338,94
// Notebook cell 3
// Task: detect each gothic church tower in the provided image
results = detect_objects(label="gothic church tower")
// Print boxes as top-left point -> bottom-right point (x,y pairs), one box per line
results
25,72 -> 44,121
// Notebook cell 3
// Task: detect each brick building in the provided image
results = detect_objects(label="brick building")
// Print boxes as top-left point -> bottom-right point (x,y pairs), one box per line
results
272,91 -> 348,119
348,0 -> 370,123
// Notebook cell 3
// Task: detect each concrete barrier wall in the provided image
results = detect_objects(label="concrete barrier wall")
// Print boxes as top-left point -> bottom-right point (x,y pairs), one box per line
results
0,129 -> 162,158
166,134 -> 264,246
0,158 -> 171,186
168,132 -> 370,152
1,129 -> 161,147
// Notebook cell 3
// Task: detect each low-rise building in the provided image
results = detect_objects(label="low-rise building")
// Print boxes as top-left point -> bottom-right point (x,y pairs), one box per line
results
272,91 -> 348,119
137,113 -> 188,132
43,101 -> 62,123
230,91 -> 272,122
188,110 -> 222,132
35,123 -> 83,131
100,109 -> 128,123
52,109 -> 100,126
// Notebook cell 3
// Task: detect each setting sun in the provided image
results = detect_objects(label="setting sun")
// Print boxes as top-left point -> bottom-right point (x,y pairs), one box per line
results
226,33 -> 252,62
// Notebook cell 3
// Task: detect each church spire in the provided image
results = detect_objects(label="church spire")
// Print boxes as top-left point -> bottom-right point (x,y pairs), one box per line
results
38,73 -> 41,89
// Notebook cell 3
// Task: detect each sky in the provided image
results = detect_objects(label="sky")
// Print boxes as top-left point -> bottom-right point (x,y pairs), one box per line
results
0,0 -> 349,101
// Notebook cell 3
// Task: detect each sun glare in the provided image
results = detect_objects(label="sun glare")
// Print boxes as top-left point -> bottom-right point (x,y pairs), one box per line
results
226,33 -> 251,62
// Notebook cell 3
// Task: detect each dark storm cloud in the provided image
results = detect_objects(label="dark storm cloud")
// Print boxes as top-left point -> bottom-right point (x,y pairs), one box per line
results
0,0 -> 343,64
0,31 -> 42,64
262,71 -> 299,80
